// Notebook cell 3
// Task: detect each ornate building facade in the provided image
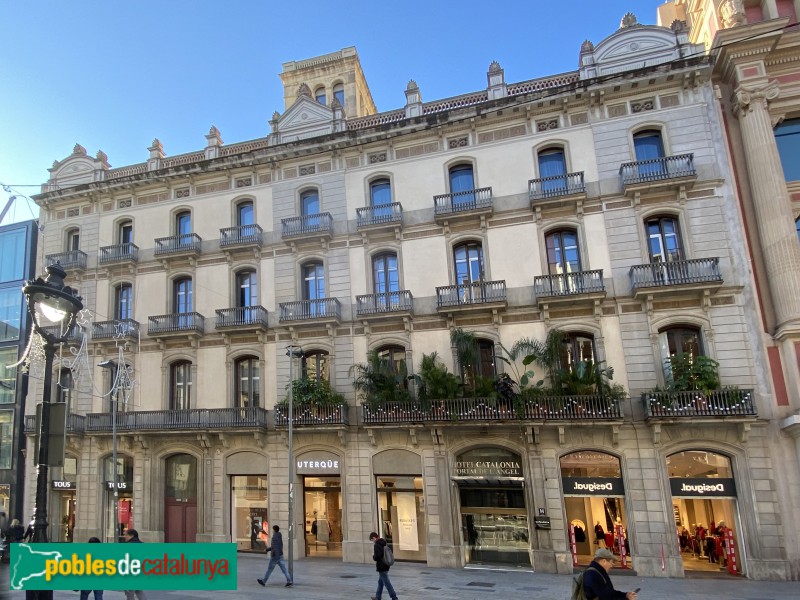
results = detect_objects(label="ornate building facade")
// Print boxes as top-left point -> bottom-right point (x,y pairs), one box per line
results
22,17 -> 799,580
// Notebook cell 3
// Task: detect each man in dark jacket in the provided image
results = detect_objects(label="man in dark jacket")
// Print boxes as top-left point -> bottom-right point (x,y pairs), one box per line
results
123,529 -> 148,600
257,525 -> 293,587
583,548 -> 638,600
369,531 -> 397,600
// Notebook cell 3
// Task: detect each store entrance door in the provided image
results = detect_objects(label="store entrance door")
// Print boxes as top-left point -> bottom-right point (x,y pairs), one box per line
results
164,454 -> 198,543
58,493 -> 76,542
303,476 -> 342,557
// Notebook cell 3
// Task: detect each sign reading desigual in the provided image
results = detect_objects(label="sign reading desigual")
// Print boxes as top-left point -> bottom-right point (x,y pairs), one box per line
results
10,543 -> 237,591
669,477 -> 737,498
562,477 -> 625,496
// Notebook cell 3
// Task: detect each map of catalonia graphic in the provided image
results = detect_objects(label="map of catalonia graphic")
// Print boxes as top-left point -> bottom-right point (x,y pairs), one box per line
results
10,544 -> 63,590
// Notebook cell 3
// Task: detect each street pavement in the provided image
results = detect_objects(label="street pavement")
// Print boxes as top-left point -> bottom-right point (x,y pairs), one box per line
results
2,553 -> 799,600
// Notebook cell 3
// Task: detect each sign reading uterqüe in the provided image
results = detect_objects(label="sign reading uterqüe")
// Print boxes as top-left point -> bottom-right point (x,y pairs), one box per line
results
10,543 -> 237,591
670,477 -> 737,498
562,477 -> 625,496
295,450 -> 341,475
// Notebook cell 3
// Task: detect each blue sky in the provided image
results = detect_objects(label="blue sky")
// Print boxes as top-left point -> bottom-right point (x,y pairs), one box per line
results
0,0 -> 664,224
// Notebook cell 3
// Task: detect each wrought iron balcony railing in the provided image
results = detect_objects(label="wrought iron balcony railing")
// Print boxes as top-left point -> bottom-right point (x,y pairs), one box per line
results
630,258 -> 721,289
279,298 -> 341,322
274,403 -> 349,426
356,291 -> 413,316
92,319 -> 140,340
154,233 -> 202,256
436,280 -> 506,308
281,213 -> 334,238
147,312 -> 205,335
85,407 -> 268,432
46,250 -> 87,270
215,306 -> 268,329
643,389 -> 756,418
99,243 -> 139,264
40,324 -> 84,344
529,171 -> 586,201
356,203 -> 403,228
219,224 -> 263,248
619,153 -> 696,186
534,270 -> 605,298
25,412 -> 86,434
433,187 -> 493,215
361,396 -> 622,424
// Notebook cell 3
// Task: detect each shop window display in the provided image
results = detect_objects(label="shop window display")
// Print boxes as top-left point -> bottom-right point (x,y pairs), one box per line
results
376,476 -> 427,562
231,475 -> 268,552
103,455 -> 134,543
303,476 -> 342,557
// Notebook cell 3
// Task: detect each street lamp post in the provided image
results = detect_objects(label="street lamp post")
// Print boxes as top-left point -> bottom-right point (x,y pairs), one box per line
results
98,360 -> 119,543
23,264 -> 83,600
285,345 -> 303,580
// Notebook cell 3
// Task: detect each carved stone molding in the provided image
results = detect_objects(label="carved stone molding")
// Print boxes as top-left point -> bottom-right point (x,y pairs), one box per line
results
732,81 -> 780,117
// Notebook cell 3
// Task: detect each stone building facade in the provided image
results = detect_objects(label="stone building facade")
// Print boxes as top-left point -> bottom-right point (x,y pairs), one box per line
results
23,18 -> 799,580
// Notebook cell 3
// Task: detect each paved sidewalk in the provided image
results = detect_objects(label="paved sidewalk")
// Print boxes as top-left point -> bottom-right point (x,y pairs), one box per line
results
3,554 -> 799,600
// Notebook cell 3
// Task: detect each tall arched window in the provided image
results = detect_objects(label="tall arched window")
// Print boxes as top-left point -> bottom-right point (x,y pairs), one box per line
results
333,83 -> 344,107
660,326 -> 702,358
545,230 -> 581,275
372,253 -> 399,295
66,228 -> 80,251
303,262 -> 325,301
454,241 -> 484,286
235,356 -> 260,408
176,211 -> 191,236
538,147 -> 567,194
370,178 -> 392,219
236,270 -> 258,307
646,216 -> 683,263
634,129 -> 666,178
449,164 -> 475,204
377,345 -> 407,382
237,201 -> 254,227
173,278 -> 193,313
115,283 -> 133,320
560,333 -> 596,368
775,118 -> 800,181
118,220 -> 133,245
315,87 -> 327,105
303,350 -> 329,382
170,361 -> 192,410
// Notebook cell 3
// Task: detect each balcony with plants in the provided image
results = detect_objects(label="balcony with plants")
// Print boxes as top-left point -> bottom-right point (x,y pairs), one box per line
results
642,353 -> 756,421
360,329 -> 625,426
274,378 -> 349,428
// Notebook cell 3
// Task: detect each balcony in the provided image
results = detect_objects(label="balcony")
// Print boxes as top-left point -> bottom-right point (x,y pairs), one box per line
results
436,280 -> 507,313
529,172 -> 586,204
154,233 -> 202,260
356,203 -> 403,233
534,270 -> 605,303
281,213 -> 334,244
219,224 -> 263,254
92,319 -> 140,341
84,407 -> 268,433
361,395 -> 622,425
24,413 -> 86,434
643,389 -> 757,420
279,299 -> 341,324
99,243 -> 139,265
46,250 -> 87,271
620,153 -> 696,197
433,187 -> 493,223
215,306 -> 269,333
274,403 -> 349,427
355,291 -> 413,320
147,312 -> 205,338
40,324 -> 84,345
629,258 -> 722,298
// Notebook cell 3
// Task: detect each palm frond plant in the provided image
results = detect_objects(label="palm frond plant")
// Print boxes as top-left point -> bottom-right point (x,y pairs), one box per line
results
450,327 -> 479,393
415,352 -> 461,406
665,353 -> 720,394
351,350 -> 412,406
282,377 -> 345,407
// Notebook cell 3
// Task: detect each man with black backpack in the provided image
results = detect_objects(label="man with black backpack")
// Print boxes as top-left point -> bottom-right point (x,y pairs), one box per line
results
369,531 -> 398,600
575,548 -> 638,600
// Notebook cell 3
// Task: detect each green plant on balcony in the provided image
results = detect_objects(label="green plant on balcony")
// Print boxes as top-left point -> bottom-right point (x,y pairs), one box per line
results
414,352 -> 462,407
280,377 -> 346,408
664,353 -> 720,394
351,350 -> 412,406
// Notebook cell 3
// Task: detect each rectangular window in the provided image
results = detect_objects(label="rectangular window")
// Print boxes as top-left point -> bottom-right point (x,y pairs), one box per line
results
0,228 -> 26,283
775,118 -> 800,182
0,288 -> 22,342
0,410 -> 13,469
0,348 -> 17,404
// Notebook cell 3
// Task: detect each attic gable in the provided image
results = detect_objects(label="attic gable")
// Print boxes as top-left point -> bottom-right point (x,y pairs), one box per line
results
269,92 -> 346,144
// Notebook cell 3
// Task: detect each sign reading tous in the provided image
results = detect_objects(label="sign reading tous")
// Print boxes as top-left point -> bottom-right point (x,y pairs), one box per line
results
105,481 -> 130,490
561,477 -> 625,496
669,477 -> 737,498
295,451 -> 341,475
51,481 -> 76,490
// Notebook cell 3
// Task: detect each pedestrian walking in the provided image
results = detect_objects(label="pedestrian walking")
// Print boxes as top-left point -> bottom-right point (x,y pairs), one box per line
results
123,529 -> 148,600
583,548 -> 638,600
79,537 -> 104,600
369,531 -> 397,600
257,525 -> 293,587
7,519 -> 25,543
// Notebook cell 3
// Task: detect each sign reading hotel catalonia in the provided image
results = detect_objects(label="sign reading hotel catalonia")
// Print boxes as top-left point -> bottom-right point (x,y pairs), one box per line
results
454,460 -> 522,477
670,477 -> 736,498
562,477 -> 625,496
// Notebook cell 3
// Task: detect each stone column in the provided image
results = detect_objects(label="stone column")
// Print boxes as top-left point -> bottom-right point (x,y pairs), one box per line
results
734,81 -> 800,334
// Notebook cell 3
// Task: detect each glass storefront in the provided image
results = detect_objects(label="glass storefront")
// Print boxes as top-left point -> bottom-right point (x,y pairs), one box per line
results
455,447 -> 529,566
560,450 -> 630,567
303,476 -> 342,557
231,475 -> 268,552
667,450 -> 742,574
376,476 -> 426,562
103,455 -> 133,543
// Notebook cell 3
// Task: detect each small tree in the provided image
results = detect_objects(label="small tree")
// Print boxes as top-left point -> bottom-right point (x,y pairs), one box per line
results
283,377 -> 345,406
415,352 -> 461,403
351,350 -> 411,405
665,353 -> 720,394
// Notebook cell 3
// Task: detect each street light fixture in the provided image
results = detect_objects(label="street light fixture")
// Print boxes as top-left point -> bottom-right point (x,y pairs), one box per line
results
98,359 -> 120,543
285,345 -> 303,580
22,263 -> 82,600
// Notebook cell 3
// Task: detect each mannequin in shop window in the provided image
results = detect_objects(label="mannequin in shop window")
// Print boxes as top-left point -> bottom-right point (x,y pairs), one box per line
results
595,521 -> 605,546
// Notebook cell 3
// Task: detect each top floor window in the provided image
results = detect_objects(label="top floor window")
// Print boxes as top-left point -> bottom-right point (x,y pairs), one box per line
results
775,118 -> 800,182
449,164 -> 475,193
118,221 -> 133,245
301,190 -> 320,216
633,130 -> 665,161
315,87 -> 326,105
333,83 -> 344,107
176,211 -> 191,235
370,179 -> 392,206
237,201 -> 254,227
66,228 -> 80,251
